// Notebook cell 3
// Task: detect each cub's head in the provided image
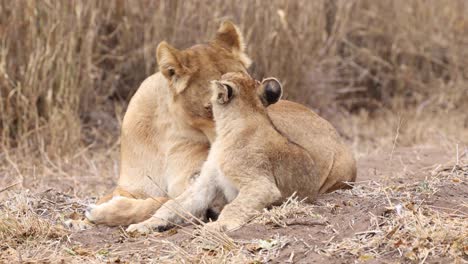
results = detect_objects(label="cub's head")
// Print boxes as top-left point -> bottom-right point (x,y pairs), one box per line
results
157,21 -> 251,133
211,72 -> 282,115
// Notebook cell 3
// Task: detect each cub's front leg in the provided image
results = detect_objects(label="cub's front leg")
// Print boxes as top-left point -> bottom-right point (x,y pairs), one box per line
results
205,176 -> 281,232
126,161 -> 219,234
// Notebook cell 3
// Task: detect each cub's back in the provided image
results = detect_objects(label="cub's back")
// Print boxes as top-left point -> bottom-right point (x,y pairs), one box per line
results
271,140 -> 319,202
267,100 -> 357,192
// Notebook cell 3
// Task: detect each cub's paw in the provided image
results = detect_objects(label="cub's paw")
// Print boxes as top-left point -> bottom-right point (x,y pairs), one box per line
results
126,219 -> 171,235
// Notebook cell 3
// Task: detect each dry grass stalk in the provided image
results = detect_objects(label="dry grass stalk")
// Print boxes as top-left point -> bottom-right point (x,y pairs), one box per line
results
253,193 -> 325,227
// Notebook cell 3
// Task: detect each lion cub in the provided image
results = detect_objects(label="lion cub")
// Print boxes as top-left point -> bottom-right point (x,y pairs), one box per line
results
202,72 -> 320,230
126,72 -> 318,233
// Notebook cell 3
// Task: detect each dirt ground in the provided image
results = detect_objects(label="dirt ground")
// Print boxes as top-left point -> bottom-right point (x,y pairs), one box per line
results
1,144 -> 466,263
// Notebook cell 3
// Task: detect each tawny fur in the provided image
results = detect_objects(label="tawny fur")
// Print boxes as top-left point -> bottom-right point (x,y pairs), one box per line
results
126,73 -> 356,234
86,21 -> 356,229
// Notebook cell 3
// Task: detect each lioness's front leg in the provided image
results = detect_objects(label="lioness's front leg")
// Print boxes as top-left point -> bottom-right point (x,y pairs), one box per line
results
126,161 -> 219,234
206,177 -> 282,232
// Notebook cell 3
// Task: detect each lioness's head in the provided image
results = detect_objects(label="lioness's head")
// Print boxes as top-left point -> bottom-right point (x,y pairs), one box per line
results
211,72 -> 282,115
157,21 -> 251,137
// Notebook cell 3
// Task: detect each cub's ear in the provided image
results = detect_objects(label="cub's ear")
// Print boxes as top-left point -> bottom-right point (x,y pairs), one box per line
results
213,21 -> 251,67
156,41 -> 182,80
213,81 -> 234,105
259,78 -> 283,106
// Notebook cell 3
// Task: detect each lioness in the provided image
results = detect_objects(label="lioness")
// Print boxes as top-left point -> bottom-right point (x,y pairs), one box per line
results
126,72 -> 320,233
85,21 -> 356,229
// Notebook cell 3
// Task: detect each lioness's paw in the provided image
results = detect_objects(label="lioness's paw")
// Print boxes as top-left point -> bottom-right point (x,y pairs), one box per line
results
126,219 -> 171,234
84,204 -> 98,222
203,221 -> 226,232
203,220 -> 241,233
85,196 -> 127,224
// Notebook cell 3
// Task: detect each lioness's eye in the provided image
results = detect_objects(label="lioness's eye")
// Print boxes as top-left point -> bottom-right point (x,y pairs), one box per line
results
168,68 -> 175,77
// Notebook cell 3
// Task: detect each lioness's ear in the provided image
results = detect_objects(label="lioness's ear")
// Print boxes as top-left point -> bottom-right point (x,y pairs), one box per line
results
214,21 -> 244,52
213,21 -> 251,67
213,81 -> 234,105
157,41 -> 182,80
259,78 -> 283,106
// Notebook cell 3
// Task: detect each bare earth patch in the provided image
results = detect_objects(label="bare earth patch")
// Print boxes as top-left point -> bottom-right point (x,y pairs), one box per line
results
1,146 -> 467,263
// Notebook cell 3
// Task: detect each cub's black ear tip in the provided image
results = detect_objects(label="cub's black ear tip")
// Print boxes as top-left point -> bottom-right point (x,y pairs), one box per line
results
262,78 -> 283,105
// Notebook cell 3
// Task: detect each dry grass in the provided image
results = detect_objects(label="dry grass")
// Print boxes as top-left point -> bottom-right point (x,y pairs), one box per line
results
253,194 -> 325,228
337,108 -> 468,159
321,162 -> 468,262
0,193 -> 66,246
323,203 -> 467,262
0,189 -> 294,263
0,191 -> 69,262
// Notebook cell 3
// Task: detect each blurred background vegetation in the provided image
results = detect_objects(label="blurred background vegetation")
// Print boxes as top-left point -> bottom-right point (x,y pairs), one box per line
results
1,0 -> 467,157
